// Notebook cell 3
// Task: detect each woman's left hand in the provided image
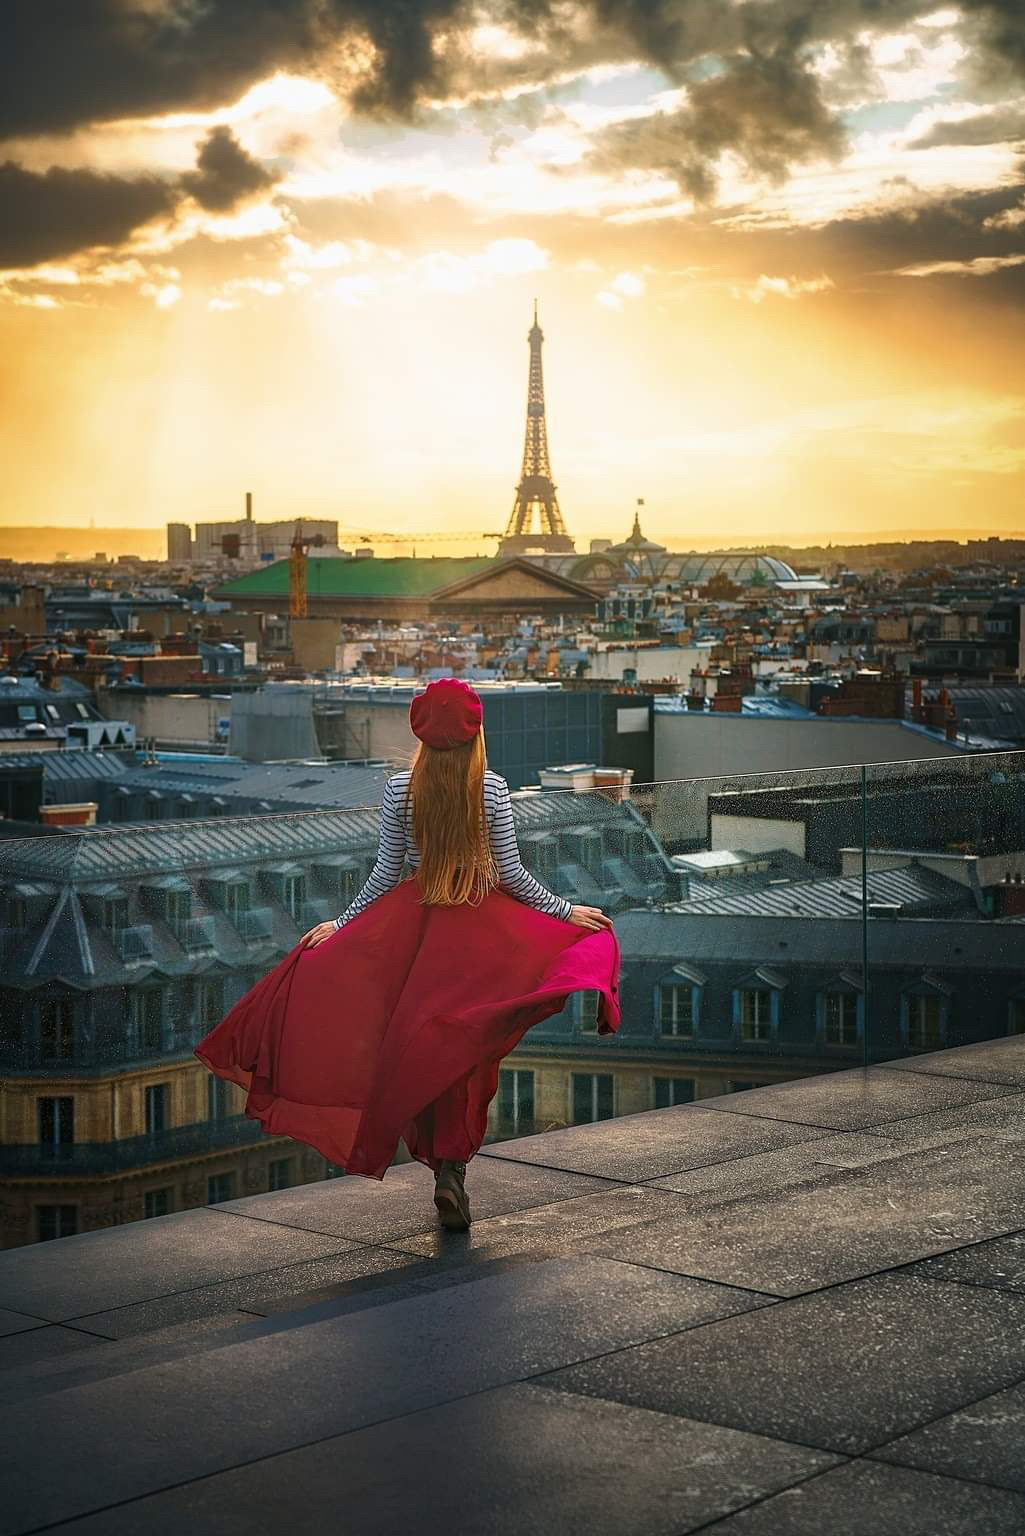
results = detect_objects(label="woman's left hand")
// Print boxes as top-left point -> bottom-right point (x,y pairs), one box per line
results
300,921 -> 337,949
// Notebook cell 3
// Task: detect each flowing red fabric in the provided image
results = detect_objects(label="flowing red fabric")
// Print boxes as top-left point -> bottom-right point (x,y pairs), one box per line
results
194,878 -> 621,1180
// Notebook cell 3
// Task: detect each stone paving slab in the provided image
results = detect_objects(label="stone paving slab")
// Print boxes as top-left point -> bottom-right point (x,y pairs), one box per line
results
0,1308 -> 47,1339
40,1383 -> 844,1536
642,1133 -> 905,1210
876,1091 -> 1025,1152
536,1271 -> 1025,1456
877,1036 -> 1025,1088
868,1376 -> 1025,1494
396,1183 -> 689,1262
696,1459 -> 1025,1535
477,1103 -> 831,1181
0,1323 -> 111,1374
897,1229 -> 1025,1294
0,1311 -> 282,1407
0,1254 -> 562,1408
574,1133 -> 1025,1294
216,1156 -> 618,1242
0,1208 -> 360,1322
696,1068 -> 1017,1132
59,1242 -> 416,1339
0,1255 -> 773,1535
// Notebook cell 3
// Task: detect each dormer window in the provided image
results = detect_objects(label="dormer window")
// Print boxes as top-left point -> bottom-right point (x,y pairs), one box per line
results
282,875 -> 305,922
657,963 -> 705,1038
739,988 -> 772,1040
732,967 -> 787,1043
204,871 -> 251,919
901,973 -> 952,1052
224,881 -> 249,919
576,990 -> 600,1032
819,973 -> 864,1048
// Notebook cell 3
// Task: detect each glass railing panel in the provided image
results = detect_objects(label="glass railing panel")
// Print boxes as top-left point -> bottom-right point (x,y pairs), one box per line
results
3,750 -> 1022,1248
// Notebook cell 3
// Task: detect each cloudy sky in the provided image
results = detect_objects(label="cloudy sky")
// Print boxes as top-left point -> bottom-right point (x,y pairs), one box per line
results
3,0 -> 1025,550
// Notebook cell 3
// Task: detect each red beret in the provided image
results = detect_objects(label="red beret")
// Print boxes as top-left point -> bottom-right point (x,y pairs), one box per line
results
409,677 -> 484,749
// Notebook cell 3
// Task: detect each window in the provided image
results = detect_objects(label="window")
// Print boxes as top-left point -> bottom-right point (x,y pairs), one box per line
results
0,991 -> 22,1054
660,984 -> 695,1038
131,989 -> 164,1054
8,896 -> 27,929
208,1076 -> 231,1121
144,1187 -> 173,1219
282,876 -> 306,922
207,1172 -> 235,1204
576,991 -> 599,1032
653,1076 -> 695,1108
165,889 -> 191,935
1010,999 -> 1025,1036
907,994 -> 943,1051
497,1068 -> 535,1129
268,1158 -> 292,1191
37,1204 -> 77,1241
738,988 -> 773,1041
145,1082 -> 169,1136
571,1072 -> 614,1125
38,1096 -> 74,1157
223,882 -> 250,920
195,979 -> 225,1029
823,992 -> 859,1047
103,897 -> 129,935
39,998 -> 75,1061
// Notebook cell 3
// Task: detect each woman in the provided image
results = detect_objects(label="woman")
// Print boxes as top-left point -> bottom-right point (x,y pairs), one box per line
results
195,677 -> 621,1232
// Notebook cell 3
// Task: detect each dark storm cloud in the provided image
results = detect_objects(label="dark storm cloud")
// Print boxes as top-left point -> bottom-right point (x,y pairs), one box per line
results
5,0 -> 1025,144
586,47 -> 848,202
4,0 -> 1025,273
180,126 -> 279,211
0,0 -> 469,139
0,160 -> 178,266
910,105 -> 1025,149
0,126 -> 278,266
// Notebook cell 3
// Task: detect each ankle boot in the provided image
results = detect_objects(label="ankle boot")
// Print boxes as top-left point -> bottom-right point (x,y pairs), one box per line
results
434,1158 -> 471,1230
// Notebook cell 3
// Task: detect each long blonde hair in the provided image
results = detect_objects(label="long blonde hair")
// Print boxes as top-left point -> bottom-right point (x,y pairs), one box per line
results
402,727 -> 498,906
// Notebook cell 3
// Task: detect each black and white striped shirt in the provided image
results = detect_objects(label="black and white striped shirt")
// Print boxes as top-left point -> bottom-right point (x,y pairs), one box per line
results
334,769 -> 574,928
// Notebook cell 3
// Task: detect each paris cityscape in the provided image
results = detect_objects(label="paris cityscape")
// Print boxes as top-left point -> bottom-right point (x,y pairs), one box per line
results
2,2 -> 1025,1531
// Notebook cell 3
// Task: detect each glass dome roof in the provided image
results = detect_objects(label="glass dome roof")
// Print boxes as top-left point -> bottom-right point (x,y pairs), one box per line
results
661,552 -> 798,585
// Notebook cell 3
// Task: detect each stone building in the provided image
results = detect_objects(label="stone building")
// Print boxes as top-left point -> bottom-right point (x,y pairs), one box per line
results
214,555 -> 600,624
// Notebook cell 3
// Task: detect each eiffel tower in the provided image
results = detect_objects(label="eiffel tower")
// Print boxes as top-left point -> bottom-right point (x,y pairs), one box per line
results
499,302 -> 575,554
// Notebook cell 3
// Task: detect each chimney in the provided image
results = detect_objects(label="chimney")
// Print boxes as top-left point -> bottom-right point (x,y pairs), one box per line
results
245,491 -> 253,522
40,802 -> 98,828
912,677 -> 923,721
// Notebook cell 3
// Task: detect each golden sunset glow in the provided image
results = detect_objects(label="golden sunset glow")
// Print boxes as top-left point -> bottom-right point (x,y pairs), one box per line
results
3,5 -> 1025,549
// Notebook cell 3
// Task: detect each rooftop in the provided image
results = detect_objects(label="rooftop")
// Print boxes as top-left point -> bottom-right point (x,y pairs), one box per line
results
214,556 -> 494,600
4,1035 -> 1025,1532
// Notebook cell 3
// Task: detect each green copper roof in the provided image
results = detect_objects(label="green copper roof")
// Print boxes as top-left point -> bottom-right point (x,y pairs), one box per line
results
214,556 -> 495,600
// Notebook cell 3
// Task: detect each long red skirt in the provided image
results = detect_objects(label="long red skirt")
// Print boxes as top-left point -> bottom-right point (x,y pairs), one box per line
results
194,879 -> 621,1180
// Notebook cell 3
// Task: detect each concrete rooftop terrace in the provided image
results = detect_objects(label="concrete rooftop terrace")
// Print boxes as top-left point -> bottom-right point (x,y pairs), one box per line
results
3,1037 -> 1025,1535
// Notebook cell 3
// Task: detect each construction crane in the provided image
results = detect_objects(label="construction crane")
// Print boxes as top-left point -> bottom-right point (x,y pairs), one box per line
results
289,521 -> 309,618
342,529 -> 503,545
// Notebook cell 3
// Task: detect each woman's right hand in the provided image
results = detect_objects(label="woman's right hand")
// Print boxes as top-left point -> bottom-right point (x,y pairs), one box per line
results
300,921 -> 338,949
567,904 -> 613,931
